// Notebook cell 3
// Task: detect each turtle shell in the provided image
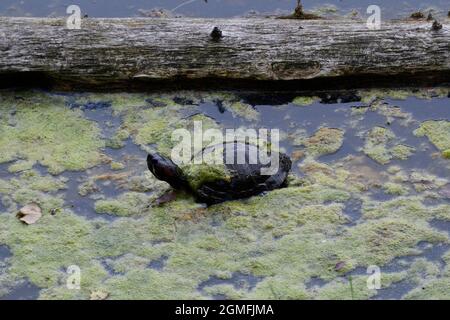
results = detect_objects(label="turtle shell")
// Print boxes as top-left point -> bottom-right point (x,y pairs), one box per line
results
190,142 -> 292,204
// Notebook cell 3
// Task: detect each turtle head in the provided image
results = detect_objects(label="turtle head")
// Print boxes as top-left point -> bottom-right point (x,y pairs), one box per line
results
147,152 -> 189,190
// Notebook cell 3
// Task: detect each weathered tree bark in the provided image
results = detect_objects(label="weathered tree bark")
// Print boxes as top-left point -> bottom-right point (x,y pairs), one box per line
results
0,17 -> 449,90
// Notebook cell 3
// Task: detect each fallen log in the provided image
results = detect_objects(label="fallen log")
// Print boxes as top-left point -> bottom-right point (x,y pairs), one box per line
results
0,17 -> 449,90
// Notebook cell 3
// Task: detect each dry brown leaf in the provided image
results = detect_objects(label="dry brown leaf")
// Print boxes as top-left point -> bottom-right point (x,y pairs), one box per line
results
90,290 -> 109,300
17,203 -> 42,225
334,261 -> 346,272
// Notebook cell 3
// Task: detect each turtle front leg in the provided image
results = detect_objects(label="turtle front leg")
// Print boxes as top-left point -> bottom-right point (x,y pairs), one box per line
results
150,190 -> 179,207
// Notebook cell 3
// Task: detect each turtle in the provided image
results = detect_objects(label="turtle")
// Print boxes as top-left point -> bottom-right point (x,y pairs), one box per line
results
147,142 -> 292,205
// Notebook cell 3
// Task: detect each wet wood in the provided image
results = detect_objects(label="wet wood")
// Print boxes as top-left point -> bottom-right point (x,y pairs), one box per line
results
0,17 -> 449,89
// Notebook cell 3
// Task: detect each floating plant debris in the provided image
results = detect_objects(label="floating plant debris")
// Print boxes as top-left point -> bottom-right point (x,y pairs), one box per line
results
16,204 -> 42,225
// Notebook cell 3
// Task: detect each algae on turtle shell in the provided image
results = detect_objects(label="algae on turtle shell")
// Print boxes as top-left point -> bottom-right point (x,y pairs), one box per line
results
182,163 -> 232,192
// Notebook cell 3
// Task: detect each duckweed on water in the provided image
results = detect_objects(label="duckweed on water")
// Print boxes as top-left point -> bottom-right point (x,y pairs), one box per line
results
120,103 -> 219,156
94,192 -> 151,217
383,182 -> 409,196
0,93 -> 105,174
363,127 -> 414,165
290,128 -> 345,158
442,149 -> 450,159
403,253 -> 450,300
1,90 -> 450,300
304,128 -> 344,157
358,88 -> 449,104
414,120 -> 450,159
292,96 -> 318,107
225,101 -> 260,121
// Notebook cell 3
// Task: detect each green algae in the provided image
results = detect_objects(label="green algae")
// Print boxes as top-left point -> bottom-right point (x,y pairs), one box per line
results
103,269 -> 203,300
106,253 -> 152,274
363,127 -> 395,164
383,182 -> 409,196
403,256 -> 450,300
337,218 -> 446,265
363,127 -> 414,165
0,93 -> 105,174
0,173 -> 67,216
409,171 -> 448,193
443,150 -> 450,159
1,90 -> 450,300
358,88 -> 449,104
414,120 -> 450,159
2,170 -> 67,194
7,160 -> 35,173
226,101 -> 260,121
94,192 -> 151,217
290,127 -> 344,158
106,129 -> 130,149
315,272 -> 407,300
0,207 -> 98,289
120,102 -> 218,157
404,277 -> 450,299
1,164 -> 449,300
361,196 -> 450,224
182,163 -> 231,192
292,96 -> 318,107
390,144 -> 415,160
360,89 -> 410,104
110,162 -> 125,171
304,128 -> 344,157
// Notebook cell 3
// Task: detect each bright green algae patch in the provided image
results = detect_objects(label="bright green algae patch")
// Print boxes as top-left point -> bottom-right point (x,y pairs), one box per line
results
363,127 -> 415,165
0,92 -> 105,174
304,127 -> 344,157
182,163 -> 231,192
1,89 -> 450,300
414,120 -> 450,159
292,96 -> 319,107
290,127 -> 345,159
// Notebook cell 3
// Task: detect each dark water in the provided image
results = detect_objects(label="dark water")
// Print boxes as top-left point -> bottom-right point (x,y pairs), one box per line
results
0,281 -> 41,300
198,272 -> 263,299
1,0 -> 448,18
0,246 -> 41,300
0,245 -> 12,260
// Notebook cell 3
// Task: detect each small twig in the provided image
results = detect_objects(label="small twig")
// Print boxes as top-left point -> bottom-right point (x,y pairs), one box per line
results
171,0 -> 202,12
